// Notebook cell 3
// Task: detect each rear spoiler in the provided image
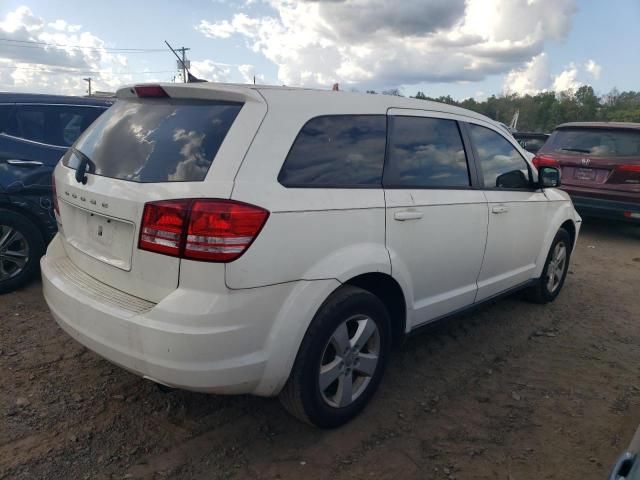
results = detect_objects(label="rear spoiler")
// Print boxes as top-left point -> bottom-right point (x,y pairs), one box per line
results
116,82 -> 265,104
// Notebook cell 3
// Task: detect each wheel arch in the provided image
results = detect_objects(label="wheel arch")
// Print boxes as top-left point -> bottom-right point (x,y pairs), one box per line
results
344,272 -> 407,347
0,202 -> 51,244
533,205 -> 578,278
560,219 -> 576,252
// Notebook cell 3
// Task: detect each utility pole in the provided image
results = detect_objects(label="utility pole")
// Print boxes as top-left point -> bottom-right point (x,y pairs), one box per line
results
83,77 -> 92,96
165,41 -> 202,83
176,46 -> 190,83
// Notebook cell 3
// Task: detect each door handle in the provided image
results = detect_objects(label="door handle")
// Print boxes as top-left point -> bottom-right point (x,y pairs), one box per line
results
394,210 -> 423,221
6,159 -> 43,167
491,205 -> 509,214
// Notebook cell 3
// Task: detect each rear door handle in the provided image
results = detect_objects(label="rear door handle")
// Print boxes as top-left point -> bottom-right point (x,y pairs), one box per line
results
491,205 -> 509,214
394,210 -> 423,221
6,159 -> 43,167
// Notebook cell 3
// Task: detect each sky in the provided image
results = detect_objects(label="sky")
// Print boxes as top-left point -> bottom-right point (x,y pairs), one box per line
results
0,0 -> 638,100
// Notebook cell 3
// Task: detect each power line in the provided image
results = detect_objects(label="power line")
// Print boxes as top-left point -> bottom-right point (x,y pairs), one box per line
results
0,65 -> 176,75
0,37 -> 167,53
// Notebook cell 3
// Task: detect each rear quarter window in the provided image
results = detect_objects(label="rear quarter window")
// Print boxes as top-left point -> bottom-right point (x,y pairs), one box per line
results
278,115 -> 387,187
65,99 -> 243,183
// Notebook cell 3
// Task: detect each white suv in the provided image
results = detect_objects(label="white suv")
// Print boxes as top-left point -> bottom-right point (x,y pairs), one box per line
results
42,83 -> 581,427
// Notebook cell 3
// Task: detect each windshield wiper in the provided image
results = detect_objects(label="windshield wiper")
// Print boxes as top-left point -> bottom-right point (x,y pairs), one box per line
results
71,147 -> 95,185
560,147 -> 591,153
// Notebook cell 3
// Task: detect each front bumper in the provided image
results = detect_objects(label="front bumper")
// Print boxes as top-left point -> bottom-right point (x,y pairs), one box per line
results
569,195 -> 640,223
41,235 -> 298,395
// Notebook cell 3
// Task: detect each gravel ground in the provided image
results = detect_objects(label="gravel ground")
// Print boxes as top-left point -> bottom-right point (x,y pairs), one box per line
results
1,218 -> 639,480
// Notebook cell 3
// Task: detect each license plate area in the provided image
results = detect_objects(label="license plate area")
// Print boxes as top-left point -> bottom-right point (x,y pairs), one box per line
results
574,168 -> 597,181
60,200 -> 135,271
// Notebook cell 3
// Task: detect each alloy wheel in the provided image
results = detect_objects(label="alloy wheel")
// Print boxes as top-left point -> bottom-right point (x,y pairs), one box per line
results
318,314 -> 380,408
0,225 -> 30,281
546,241 -> 567,293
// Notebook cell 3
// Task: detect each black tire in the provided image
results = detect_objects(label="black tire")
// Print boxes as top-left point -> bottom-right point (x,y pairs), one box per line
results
0,209 -> 45,294
525,228 -> 571,304
279,285 -> 391,428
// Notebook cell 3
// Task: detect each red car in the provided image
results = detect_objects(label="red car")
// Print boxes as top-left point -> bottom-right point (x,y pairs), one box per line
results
534,122 -> 640,223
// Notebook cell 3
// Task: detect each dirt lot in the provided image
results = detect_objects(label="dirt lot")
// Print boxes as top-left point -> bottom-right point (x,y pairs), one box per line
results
1,219 -> 639,480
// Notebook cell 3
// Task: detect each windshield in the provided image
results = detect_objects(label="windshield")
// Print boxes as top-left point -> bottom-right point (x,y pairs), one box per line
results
63,99 -> 243,182
547,128 -> 640,157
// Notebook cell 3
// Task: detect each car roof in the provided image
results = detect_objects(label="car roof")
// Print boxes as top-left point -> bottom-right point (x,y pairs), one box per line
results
556,121 -> 640,131
513,132 -> 549,137
118,82 -> 495,125
0,92 -> 113,107
258,85 -> 492,123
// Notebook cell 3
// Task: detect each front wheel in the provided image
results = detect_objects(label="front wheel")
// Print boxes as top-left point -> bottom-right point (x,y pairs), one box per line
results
525,228 -> 571,304
279,285 -> 391,428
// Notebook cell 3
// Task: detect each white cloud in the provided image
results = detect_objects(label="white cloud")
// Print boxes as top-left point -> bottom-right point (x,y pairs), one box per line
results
503,53 -> 550,95
505,55 -> 602,95
196,0 -> 577,89
238,64 -> 264,84
552,63 -> 582,92
48,19 -> 82,33
585,59 -> 602,80
0,6 -> 132,95
189,60 -> 232,82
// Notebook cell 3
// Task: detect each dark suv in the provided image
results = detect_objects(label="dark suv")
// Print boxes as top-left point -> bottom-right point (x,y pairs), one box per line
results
0,93 -> 111,292
534,122 -> 640,223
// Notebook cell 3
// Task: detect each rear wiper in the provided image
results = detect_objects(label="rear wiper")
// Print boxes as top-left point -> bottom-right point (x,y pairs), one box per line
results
71,147 -> 95,185
560,147 -> 591,153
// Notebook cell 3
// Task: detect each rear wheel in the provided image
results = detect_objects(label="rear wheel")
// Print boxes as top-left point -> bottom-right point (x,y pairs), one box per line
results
525,228 -> 571,304
0,210 -> 45,294
279,285 -> 391,428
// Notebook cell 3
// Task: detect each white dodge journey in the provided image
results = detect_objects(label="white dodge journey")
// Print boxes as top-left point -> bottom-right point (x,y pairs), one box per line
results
42,83 -> 581,427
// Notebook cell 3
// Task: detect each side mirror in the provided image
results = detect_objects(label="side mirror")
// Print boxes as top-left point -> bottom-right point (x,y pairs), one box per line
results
538,166 -> 561,188
495,169 -> 529,189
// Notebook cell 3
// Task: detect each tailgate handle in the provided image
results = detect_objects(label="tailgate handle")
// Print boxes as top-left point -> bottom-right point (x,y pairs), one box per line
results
394,210 -> 423,221
6,159 -> 43,167
491,205 -> 509,214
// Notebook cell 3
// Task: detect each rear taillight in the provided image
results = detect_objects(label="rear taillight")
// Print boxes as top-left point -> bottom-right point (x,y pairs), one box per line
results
52,172 -> 60,216
139,200 -> 189,256
138,199 -> 269,262
532,154 -> 559,169
134,84 -> 169,98
184,200 -> 269,261
617,164 -> 640,173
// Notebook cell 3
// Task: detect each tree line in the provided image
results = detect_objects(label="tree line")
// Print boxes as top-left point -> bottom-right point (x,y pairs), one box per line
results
367,86 -> 640,133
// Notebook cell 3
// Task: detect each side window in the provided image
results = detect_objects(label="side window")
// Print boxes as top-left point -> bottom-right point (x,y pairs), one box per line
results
46,105 -> 104,147
384,116 -> 470,188
468,124 -> 531,189
0,105 -> 13,133
7,105 -> 46,143
5,104 -> 105,146
278,115 -> 387,187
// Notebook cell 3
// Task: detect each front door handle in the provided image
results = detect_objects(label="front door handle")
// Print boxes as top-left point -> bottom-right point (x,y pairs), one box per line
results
394,210 -> 423,221
491,205 -> 509,214
6,159 -> 44,167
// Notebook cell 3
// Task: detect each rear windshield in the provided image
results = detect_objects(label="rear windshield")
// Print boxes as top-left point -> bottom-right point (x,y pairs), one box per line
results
546,128 -> 640,157
63,99 -> 242,182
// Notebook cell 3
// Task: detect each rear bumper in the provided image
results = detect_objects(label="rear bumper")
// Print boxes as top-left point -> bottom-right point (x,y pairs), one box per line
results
568,195 -> 640,223
41,235 -> 317,396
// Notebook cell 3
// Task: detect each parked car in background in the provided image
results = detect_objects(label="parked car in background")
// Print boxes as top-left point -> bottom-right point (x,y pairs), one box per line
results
534,122 -> 640,223
514,132 -> 549,154
0,93 -> 112,293
42,83 -> 580,427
